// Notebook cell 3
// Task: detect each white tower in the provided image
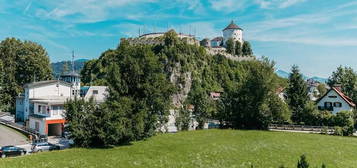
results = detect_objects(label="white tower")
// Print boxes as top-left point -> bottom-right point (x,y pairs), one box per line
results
223,20 -> 243,45
60,51 -> 81,97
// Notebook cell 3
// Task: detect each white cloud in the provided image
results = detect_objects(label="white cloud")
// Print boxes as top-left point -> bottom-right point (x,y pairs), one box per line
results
35,0 -> 156,23
279,0 -> 305,8
209,0 -> 247,12
255,0 -> 306,9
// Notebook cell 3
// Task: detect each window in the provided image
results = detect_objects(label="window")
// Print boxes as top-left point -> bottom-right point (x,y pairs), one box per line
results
52,106 -> 58,115
72,90 -> 75,95
328,96 -> 337,98
35,122 -> 39,132
325,102 -> 332,107
93,90 -> 98,95
38,105 -> 41,113
334,102 -> 342,107
324,102 -> 333,111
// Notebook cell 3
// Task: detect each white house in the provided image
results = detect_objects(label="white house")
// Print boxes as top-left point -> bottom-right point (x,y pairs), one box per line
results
223,20 -> 243,45
16,72 -> 108,136
80,86 -> 108,103
316,87 -> 355,114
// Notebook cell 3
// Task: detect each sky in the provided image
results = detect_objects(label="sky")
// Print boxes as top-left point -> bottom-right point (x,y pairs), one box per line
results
1,0 -> 357,78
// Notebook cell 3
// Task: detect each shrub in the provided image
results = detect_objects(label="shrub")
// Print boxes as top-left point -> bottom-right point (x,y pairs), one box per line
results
297,154 -> 309,168
334,126 -> 343,136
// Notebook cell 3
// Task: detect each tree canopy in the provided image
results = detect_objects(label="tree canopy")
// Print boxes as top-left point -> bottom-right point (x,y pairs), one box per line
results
0,38 -> 52,111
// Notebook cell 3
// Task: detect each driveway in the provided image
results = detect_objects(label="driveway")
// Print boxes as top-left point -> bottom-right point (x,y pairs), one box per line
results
0,125 -> 28,146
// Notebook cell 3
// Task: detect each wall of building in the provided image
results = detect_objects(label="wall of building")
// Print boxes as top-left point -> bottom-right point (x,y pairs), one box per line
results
15,97 -> 25,121
22,83 -> 71,122
83,86 -> 108,103
223,29 -> 243,45
29,83 -> 71,98
29,117 -> 45,135
317,90 -> 353,114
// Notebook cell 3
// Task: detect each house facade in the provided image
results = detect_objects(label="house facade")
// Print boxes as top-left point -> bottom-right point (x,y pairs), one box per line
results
316,87 -> 355,114
16,72 -> 108,136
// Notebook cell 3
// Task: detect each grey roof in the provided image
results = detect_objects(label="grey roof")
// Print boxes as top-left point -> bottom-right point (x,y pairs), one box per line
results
24,80 -> 72,88
223,21 -> 243,31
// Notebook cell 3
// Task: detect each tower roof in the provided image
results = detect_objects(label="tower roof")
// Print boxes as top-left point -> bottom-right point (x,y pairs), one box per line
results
223,21 -> 243,31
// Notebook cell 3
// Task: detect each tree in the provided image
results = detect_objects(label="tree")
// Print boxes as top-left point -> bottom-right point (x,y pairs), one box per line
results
189,86 -> 212,129
164,29 -> 179,46
297,154 -> 309,168
334,110 -> 354,136
235,41 -> 242,56
61,61 -> 70,75
176,106 -> 192,131
286,65 -> 309,124
242,41 -> 253,56
225,38 -> 235,55
0,38 -> 52,112
221,58 -> 282,129
317,83 -> 327,97
327,66 -> 357,103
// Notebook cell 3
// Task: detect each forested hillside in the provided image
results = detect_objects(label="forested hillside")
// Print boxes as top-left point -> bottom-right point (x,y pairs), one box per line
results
51,59 -> 88,77
68,30 -> 289,147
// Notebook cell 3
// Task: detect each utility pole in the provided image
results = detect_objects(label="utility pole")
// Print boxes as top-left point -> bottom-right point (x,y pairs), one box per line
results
72,51 -> 75,73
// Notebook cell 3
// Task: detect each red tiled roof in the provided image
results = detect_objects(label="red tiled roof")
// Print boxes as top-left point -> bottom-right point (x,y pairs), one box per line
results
211,37 -> 223,41
223,21 -> 243,31
332,87 -> 356,107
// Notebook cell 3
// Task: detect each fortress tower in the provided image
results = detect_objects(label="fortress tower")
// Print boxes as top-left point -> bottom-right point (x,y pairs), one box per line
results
223,20 -> 243,45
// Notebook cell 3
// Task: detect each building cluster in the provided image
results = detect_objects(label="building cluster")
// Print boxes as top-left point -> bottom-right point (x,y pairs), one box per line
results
15,71 -> 108,136
120,21 -> 253,60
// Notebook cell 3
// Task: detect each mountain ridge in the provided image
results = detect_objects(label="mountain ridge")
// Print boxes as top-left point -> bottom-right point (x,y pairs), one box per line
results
275,69 -> 327,83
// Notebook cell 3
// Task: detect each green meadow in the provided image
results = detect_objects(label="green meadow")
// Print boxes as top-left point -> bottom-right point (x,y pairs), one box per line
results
1,130 -> 357,168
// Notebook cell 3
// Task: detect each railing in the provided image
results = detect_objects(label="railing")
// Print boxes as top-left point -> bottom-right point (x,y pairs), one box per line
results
268,124 -> 335,134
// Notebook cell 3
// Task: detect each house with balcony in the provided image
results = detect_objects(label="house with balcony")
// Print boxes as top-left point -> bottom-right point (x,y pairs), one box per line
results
16,72 -> 108,136
316,86 -> 355,114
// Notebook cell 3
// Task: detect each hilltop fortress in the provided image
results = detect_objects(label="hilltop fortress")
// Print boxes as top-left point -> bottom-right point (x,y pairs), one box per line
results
120,21 -> 254,61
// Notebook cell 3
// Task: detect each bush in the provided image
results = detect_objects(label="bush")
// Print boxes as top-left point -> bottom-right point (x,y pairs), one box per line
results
334,110 -> 354,136
297,154 -> 309,168
334,126 -> 343,136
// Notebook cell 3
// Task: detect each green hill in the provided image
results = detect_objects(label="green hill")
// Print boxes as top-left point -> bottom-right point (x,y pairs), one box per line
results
1,130 -> 357,168
51,59 -> 88,77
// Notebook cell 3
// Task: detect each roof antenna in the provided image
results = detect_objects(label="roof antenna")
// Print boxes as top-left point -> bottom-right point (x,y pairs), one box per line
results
72,50 -> 75,73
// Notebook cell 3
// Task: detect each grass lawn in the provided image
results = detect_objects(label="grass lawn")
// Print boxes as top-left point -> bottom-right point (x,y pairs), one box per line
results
1,129 -> 357,168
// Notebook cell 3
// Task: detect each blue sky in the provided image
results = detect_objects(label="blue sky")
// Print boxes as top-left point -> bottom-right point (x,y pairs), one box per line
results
1,0 -> 357,77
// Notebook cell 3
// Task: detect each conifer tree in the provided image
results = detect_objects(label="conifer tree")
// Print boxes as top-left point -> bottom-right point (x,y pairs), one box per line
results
235,41 -> 242,56
297,154 -> 309,168
286,65 -> 309,124
242,41 -> 253,56
226,38 -> 235,55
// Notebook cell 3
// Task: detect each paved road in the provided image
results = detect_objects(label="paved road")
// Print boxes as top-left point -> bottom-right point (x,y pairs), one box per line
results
0,125 -> 28,146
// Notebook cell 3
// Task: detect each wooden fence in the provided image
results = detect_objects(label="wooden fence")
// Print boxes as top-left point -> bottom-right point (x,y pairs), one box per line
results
268,124 -> 335,134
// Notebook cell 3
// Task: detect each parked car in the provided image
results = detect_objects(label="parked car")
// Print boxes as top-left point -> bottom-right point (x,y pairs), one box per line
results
0,146 -> 26,158
31,142 -> 60,153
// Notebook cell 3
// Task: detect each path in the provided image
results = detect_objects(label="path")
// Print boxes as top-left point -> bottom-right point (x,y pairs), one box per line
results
0,125 -> 28,146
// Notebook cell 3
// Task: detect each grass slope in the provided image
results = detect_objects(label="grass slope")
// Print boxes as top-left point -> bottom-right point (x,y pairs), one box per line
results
1,130 -> 357,168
